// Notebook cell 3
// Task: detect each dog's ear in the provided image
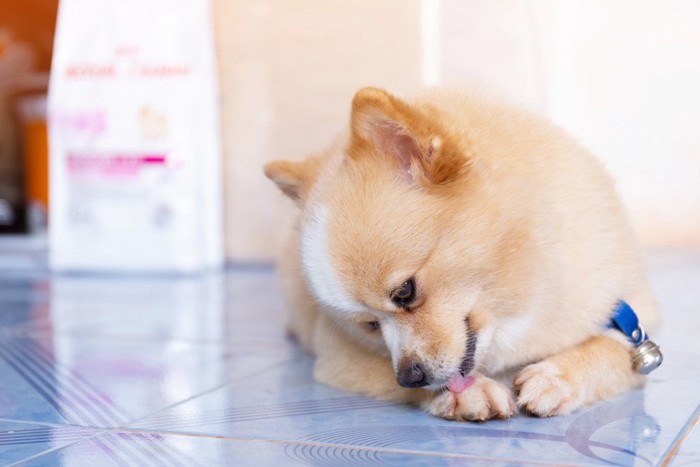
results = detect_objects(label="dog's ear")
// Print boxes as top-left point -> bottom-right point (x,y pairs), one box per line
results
349,87 -> 468,185
264,157 -> 322,204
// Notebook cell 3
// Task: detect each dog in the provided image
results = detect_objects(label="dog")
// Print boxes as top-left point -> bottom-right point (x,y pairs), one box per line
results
264,87 -> 661,421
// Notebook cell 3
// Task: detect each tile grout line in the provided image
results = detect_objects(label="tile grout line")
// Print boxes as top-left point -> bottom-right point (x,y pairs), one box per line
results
658,403 -> 700,466
6,425 -> 180,467
129,432 -> 198,467
0,338 -> 134,428
97,434 -> 150,467
0,418 -> 94,429
116,356 -> 300,430
116,430 -> 196,467
7,430 -> 112,467
4,358 -> 299,466
0,343 -> 301,466
140,397 -> 396,429
25,342 -> 134,423
5,325 -> 294,348
112,427 -> 590,467
8,340 -> 124,427
7,427 -> 200,467
0,341 -> 92,426
5,419 -> 204,467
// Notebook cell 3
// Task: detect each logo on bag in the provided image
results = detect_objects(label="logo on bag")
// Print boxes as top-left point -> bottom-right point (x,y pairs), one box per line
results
64,46 -> 191,79
65,63 -> 116,78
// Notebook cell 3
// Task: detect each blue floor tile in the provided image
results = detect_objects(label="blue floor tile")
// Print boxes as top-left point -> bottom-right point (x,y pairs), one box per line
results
0,421 -> 101,466
0,332 -> 297,430
20,432 -> 513,467
0,253 -> 698,466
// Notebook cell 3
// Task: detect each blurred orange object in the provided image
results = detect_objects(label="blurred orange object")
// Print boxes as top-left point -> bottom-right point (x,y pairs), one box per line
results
18,95 -> 49,219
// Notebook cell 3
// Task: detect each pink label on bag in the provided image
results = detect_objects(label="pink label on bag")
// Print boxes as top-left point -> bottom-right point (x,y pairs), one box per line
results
67,153 -> 167,177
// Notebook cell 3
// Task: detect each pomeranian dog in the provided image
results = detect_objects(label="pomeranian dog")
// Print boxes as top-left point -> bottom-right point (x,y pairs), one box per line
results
264,87 -> 661,421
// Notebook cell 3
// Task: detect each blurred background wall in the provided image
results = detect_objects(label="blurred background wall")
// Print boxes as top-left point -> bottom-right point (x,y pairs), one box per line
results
0,0 -> 56,237
2,0 -> 698,266
214,0 -> 700,262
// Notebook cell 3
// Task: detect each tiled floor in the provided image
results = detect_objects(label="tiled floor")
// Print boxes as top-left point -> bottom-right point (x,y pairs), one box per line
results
0,250 -> 698,466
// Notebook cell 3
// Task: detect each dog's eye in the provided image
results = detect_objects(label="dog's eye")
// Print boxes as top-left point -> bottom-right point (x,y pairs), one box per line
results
391,278 -> 416,308
365,321 -> 380,332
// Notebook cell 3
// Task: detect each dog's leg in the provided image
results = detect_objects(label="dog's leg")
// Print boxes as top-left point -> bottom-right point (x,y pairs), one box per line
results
421,374 -> 516,421
514,334 -> 643,417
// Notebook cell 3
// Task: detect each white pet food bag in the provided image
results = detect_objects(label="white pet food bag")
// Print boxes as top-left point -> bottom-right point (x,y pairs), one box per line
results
49,0 -> 223,272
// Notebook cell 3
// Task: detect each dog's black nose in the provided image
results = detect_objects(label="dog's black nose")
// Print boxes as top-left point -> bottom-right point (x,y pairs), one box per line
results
397,362 -> 429,388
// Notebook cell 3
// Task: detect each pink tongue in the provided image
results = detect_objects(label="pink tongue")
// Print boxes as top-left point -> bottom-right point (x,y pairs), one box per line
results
447,372 -> 476,394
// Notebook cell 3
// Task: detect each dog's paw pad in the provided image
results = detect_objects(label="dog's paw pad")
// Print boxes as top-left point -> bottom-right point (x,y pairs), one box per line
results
514,361 -> 581,417
424,378 -> 515,421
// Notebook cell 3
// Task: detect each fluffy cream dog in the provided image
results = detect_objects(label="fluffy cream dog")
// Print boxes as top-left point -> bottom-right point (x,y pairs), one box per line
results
264,87 -> 660,421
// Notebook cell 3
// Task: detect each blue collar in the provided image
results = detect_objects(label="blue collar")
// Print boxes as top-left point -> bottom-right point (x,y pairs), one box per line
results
609,300 -> 663,375
609,300 -> 647,347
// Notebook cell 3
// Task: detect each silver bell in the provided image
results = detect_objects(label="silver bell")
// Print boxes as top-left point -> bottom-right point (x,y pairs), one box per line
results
631,340 -> 663,375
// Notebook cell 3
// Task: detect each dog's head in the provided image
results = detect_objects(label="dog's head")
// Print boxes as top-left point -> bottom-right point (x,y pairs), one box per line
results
265,88 -> 509,390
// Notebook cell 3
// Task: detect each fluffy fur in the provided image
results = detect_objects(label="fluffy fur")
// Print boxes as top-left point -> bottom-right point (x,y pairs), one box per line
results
264,87 -> 660,420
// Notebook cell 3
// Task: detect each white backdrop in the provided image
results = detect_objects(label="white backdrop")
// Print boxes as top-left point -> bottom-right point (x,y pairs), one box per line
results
215,0 -> 700,261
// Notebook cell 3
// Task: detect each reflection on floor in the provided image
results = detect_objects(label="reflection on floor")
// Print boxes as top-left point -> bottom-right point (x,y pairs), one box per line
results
0,250 -> 698,466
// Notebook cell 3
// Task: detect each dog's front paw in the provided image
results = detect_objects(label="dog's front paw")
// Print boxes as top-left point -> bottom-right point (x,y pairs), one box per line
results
514,361 -> 583,417
423,377 -> 515,421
